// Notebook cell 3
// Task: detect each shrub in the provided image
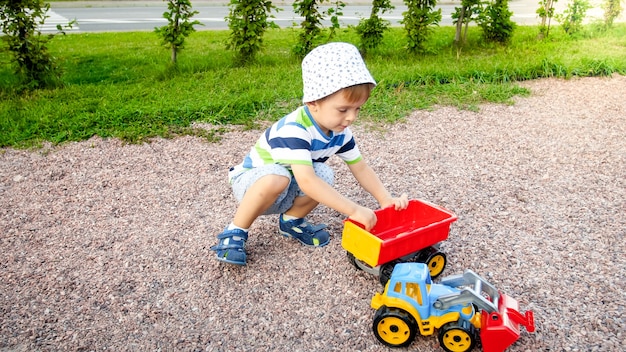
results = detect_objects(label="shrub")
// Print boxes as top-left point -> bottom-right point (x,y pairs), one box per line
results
401,0 -> 442,54
293,0 -> 345,57
356,0 -> 395,54
452,0 -> 483,45
154,0 -> 201,64
557,0 -> 591,35
478,0 -> 516,43
226,0 -> 280,64
0,0 -> 71,89
602,0 -> 623,28
537,0 -> 558,38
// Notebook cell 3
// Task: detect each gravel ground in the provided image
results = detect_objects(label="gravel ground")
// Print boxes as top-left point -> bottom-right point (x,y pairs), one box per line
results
1,75 -> 625,351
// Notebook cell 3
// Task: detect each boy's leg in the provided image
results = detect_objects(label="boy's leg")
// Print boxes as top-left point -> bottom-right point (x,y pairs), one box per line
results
279,163 -> 334,247
212,165 -> 291,265
232,174 -> 290,229
282,193 -> 319,219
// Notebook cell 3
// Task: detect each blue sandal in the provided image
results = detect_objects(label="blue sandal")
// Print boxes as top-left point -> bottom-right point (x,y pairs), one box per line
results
279,216 -> 330,247
210,228 -> 248,265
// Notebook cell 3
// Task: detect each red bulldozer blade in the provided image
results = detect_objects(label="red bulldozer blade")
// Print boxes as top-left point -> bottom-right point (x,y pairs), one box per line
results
480,293 -> 535,352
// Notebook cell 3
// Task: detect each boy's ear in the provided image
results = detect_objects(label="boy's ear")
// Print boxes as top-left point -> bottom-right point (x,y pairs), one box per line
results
305,101 -> 318,112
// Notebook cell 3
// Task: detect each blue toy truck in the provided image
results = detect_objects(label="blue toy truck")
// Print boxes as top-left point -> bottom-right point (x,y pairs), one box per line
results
371,262 -> 535,352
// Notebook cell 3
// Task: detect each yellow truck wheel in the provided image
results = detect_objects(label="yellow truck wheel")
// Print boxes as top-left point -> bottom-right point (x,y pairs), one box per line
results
437,321 -> 477,352
372,306 -> 417,348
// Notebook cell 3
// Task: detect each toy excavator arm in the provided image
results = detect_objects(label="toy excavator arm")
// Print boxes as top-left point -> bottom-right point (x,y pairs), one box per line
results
433,269 -> 500,313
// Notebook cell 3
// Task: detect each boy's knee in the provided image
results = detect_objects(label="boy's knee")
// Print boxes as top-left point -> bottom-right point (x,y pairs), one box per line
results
258,174 -> 290,194
232,164 -> 291,202
313,163 -> 334,186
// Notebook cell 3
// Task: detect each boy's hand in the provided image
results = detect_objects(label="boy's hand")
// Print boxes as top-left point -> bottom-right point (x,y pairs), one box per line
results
349,206 -> 377,231
380,193 -> 409,211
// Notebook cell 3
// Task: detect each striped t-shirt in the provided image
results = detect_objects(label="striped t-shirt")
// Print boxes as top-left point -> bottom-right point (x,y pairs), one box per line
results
228,105 -> 362,181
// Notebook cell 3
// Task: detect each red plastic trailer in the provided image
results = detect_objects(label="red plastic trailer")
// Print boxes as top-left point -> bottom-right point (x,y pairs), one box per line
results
342,199 -> 457,284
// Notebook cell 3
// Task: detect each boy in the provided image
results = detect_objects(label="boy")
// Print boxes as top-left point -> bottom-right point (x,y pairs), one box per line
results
211,42 -> 408,265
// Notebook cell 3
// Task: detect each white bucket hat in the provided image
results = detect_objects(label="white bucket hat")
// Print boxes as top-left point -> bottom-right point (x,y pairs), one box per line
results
301,42 -> 376,102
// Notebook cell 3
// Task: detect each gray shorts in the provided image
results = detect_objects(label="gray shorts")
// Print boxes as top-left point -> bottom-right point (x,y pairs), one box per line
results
230,163 -> 334,215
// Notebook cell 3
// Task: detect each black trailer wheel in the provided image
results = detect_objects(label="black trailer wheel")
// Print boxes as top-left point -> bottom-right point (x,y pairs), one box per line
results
426,251 -> 447,279
346,251 -> 360,270
438,321 -> 477,352
414,247 -> 447,279
379,262 -> 396,286
372,306 -> 417,348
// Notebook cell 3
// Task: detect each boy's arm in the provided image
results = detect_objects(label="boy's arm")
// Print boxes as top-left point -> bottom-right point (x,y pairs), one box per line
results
291,164 -> 377,230
347,159 -> 408,210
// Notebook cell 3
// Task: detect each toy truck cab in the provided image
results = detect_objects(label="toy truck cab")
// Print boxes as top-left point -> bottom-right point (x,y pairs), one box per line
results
370,263 -> 535,352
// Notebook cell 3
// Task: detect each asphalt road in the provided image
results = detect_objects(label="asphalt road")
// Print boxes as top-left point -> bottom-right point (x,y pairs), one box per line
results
43,0 -> 607,33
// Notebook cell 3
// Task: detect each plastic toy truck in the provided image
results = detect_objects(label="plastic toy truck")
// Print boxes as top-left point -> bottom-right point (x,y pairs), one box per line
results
342,199 -> 457,285
370,262 -> 535,352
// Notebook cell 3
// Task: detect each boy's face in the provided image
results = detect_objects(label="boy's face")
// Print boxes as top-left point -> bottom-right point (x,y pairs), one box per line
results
306,90 -> 368,136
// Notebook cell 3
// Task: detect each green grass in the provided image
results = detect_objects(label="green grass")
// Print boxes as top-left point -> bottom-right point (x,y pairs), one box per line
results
1,23 -> 625,148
